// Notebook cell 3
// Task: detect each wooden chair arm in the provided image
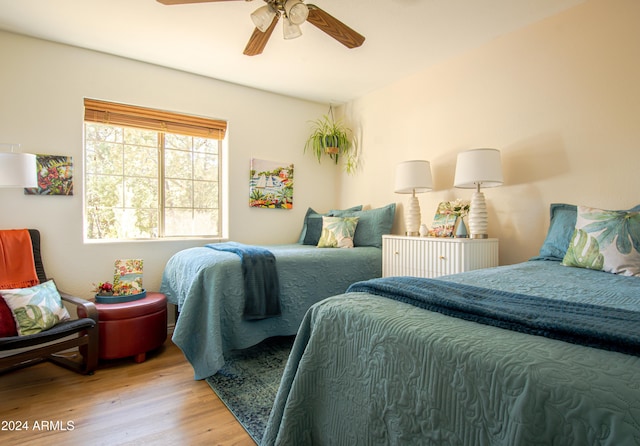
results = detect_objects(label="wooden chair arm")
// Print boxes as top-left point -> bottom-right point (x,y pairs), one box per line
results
60,292 -> 99,322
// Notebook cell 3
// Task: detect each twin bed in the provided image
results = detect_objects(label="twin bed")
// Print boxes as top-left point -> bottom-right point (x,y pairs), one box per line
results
263,261 -> 640,445
261,203 -> 640,445
161,243 -> 381,379
160,204 -> 395,379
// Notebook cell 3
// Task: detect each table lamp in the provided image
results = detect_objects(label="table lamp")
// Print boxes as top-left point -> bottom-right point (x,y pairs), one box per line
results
453,148 -> 503,238
0,144 -> 37,188
394,160 -> 433,236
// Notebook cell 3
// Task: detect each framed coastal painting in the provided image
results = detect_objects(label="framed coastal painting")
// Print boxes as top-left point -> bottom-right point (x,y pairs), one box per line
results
249,158 -> 294,209
24,154 -> 73,195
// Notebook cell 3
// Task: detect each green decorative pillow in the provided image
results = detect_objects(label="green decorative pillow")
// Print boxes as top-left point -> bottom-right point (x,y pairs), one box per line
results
302,216 -> 324,245
317,216 -> 359,248
532,203 -> 578,261
342,203 -> 396,248
562,206 -> 640,276
0,280 -> 71,335
299,205 -> 363,245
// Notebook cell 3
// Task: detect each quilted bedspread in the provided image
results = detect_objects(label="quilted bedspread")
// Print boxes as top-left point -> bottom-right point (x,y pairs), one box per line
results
263,261 -> 640,445
160,243 -> 382,380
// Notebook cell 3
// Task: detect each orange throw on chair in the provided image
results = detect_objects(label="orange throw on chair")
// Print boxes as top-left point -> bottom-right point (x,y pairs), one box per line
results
0,229 -> 39,289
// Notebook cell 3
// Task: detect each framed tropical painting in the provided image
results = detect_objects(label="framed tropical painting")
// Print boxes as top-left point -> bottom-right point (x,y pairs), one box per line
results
249,158 -> 294,209
428,201 -> 458,237
113,259 -> 144,295
24,154 -> 73,195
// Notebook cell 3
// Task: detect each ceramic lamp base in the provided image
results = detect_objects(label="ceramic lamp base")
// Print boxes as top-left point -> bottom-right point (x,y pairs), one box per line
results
468,191 -> 489,238
404,195 -> 422,236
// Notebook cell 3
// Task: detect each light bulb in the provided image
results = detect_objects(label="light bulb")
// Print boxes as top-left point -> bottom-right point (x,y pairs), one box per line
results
284,0 -> 308,25
283,18 -> 302,40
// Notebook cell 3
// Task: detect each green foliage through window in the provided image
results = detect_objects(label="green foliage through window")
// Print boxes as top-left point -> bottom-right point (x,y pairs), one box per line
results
84,123 -> 221,240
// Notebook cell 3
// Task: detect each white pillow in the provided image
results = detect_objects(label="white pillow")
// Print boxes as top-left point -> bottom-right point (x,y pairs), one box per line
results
562,205 -> 640,276
0,280 -> 71,335
317,216 -> 359,248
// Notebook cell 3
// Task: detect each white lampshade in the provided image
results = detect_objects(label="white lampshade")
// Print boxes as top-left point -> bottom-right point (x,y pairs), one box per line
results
454,148 -> 503,239
251,5 -> 277,32
453,148 -> 503,189
394,160 -> 433,236
0,152 -> 37,188
394,160 -> 433,194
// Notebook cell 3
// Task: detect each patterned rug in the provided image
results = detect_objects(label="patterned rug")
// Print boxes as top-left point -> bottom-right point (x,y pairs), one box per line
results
205,336 -> 295,444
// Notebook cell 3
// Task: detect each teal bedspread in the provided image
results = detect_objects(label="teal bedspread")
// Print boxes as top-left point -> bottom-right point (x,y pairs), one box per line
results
160,243 -> 381,380
264,261 -> 640,445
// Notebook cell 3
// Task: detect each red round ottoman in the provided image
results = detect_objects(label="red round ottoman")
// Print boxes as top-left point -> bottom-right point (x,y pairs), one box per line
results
93,292 -> 167,363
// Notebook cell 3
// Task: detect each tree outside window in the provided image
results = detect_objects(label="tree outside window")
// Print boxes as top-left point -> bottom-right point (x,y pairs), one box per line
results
83,99 -> 225,241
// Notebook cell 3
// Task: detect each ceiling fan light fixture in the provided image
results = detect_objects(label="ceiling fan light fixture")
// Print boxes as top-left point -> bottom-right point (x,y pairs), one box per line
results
284,0 -> 309,26
159,0 -> 365,56
251,4 -> 277,33
283,18 -> 302,40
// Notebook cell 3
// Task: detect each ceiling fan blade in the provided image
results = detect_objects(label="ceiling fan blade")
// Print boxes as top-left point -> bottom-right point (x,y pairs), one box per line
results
156,0 -> 244,5
306,4 -> 365,49
243,14 -> 279,56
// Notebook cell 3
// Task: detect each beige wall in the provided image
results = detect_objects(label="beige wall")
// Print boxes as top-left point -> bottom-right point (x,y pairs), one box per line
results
1,0 -> 638,299
0,31 -> 337,299
339,0 -> 640,265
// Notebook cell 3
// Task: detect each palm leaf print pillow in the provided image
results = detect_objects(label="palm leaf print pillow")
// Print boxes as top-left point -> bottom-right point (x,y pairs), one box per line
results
562,206 -> 640,276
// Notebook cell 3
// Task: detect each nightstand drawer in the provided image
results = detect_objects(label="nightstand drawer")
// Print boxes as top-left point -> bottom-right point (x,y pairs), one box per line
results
382,235 -> 498,278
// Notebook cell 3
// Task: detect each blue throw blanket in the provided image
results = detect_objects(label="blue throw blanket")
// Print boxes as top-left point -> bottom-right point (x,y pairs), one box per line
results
347,276 -> 640,356
207,242 -> 280,320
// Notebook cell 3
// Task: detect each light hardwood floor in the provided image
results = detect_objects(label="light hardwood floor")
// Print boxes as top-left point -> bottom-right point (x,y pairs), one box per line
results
0,340 -> 255,446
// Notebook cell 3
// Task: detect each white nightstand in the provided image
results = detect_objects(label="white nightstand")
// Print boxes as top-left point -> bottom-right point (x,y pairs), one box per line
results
382,235 -> 499,278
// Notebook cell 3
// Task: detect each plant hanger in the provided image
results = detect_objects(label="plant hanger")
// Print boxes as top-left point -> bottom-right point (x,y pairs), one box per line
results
304,105 -> 358,174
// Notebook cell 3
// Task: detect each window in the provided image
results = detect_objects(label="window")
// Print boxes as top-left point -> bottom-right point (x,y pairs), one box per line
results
83,99 -> 226,241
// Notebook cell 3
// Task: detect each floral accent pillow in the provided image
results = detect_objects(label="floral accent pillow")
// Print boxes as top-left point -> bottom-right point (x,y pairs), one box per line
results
0,280 -> 71,335
317,216 -> 359,248
562,206 -> 640,276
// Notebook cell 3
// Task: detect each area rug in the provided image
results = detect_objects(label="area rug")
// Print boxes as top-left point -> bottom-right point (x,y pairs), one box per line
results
206,336 -> 295,444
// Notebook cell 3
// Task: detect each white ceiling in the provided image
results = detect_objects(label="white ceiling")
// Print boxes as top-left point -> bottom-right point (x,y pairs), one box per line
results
0,0 -> 584,104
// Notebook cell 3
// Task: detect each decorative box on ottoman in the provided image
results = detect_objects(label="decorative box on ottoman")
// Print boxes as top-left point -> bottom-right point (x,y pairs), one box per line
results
83,292 -> 167,363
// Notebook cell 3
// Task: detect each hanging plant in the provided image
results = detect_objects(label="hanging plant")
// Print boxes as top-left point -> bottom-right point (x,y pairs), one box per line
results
304,106 -> 357,174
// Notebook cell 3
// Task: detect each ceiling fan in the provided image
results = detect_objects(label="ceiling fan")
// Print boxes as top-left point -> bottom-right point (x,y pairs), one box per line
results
156,0 -> 365,56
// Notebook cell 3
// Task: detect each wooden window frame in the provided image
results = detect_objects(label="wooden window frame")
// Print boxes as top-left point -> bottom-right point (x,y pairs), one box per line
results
84,98 -> 227,140
83,98 -> 225,241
